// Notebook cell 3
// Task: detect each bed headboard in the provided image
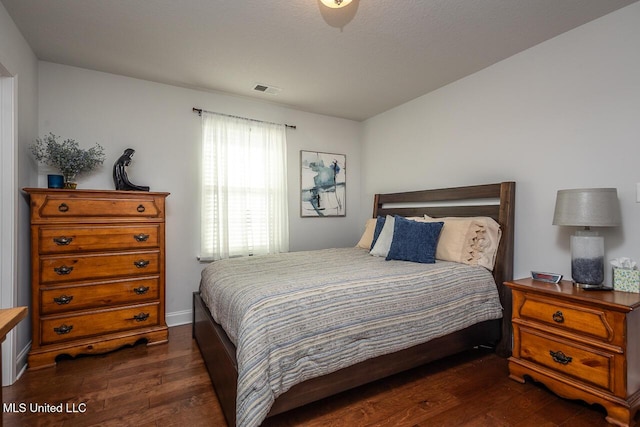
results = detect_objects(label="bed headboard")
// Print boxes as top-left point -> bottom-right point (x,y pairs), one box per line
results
372,181 -> 516,356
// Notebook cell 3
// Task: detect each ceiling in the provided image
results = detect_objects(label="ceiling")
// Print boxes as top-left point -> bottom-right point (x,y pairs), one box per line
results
2,0 -> 638,121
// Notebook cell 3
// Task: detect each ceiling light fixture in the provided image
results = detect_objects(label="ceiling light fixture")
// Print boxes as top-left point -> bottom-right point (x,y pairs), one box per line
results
320,0 -> 353,8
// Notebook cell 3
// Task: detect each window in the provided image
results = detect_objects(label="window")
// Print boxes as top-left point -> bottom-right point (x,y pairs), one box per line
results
200,112 -> 289,260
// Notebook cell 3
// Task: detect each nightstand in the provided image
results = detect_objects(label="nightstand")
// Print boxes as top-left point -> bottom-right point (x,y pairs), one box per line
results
506,278 -> 640,427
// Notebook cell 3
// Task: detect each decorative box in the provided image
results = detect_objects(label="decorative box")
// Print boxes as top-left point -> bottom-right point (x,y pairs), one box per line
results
613,267 -> 640,293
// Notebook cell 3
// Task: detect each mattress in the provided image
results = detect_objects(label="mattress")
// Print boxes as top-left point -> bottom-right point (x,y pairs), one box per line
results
199,247 -> 503,427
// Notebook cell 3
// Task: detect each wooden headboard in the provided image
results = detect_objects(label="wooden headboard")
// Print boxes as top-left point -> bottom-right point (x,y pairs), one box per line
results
372,181 -> 516,356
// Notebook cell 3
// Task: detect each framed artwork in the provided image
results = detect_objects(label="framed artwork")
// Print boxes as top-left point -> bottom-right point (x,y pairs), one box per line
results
300,150 -> 346,217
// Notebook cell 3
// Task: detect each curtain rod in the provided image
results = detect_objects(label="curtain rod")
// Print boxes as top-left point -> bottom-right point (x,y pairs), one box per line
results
192,108 -> 296,129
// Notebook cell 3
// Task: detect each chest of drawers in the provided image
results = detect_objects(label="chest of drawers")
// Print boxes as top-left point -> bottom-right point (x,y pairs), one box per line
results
24,188 -> 170,369
507,278 -> 640,427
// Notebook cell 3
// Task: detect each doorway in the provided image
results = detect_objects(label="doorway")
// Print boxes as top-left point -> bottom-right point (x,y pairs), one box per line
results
0,63 -> 19,385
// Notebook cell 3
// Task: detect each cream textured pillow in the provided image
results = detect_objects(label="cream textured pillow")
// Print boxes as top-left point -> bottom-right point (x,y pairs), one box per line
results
423,215 -> 501,270
469,217 -> 502,271
356,218 -> 377,249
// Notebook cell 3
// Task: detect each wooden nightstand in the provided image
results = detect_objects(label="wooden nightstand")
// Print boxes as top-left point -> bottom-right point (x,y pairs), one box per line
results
506,278 -> 640,427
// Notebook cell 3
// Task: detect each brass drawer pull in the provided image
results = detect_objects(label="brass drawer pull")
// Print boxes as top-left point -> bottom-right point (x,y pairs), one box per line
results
54,265 -> 74,275
552,311 -> 564,323
550,350 -> 572,365
53,295 -> 74,305
133,233 -> 150,242
132,312 -> 150,322
133,286 -> 150,295
137,204 -> 146,213
134,260 -> 150,268
54,324 -> 73,335
58,203 -> 69,212
53,236 -> 73,246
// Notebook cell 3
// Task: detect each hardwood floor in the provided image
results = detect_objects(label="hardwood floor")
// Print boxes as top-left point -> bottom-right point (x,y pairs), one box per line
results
3,325 -> 613,426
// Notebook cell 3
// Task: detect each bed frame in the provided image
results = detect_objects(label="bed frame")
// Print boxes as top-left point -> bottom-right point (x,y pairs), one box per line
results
193,181 -> 516,426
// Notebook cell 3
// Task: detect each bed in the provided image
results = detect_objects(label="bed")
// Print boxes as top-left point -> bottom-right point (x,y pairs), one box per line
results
193,181 -> 516,427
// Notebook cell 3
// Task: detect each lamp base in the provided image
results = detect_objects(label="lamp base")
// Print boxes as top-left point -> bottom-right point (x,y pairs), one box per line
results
573,281 -> 613,291
570,232 -> 605,286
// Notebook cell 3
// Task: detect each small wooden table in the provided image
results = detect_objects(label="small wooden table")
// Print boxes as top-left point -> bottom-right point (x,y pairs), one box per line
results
0,306 -> 28,427
506,278 -> 640,427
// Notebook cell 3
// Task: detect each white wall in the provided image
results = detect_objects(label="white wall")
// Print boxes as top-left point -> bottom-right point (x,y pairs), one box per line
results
0,1 -> 39,381
11,0 -> 640,371
38,62 -> 362,324
362,2 -> 640,284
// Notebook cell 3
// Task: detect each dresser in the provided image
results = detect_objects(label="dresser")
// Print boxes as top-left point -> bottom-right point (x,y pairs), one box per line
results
507,278 -> 640,427
24,188 -> 170,369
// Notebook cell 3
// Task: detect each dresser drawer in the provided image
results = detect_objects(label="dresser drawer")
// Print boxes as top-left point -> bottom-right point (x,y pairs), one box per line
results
41,303 -> 160,344
40,251 -> 160,284
517,294 -> 613,342
38,225 -> 160,254
40,277 -> 160,315
519,327 -> 614,392
32,194 -> 163,220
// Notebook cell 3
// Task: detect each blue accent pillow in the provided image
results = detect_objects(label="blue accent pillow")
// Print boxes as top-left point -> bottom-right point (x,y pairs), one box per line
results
370,216 -> 386,250
386,216 -> 444,263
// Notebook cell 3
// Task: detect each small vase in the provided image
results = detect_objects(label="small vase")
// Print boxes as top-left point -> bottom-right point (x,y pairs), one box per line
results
63,173 -> 77,189
47,174 -> 64,189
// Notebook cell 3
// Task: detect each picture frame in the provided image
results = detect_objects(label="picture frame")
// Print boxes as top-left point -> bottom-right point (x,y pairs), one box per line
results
300,150 -> 346,217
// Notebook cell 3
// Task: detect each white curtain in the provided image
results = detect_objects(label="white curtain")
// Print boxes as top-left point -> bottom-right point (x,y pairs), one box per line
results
200,112 -> 289,260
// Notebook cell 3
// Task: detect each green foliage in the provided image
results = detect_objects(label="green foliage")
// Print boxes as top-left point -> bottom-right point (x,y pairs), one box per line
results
30,133 -> 105,176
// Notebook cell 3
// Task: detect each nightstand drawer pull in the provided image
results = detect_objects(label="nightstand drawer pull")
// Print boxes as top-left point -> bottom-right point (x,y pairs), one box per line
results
134,259 -> 150,268
550,350 -> 572,365
58,203 -> 69,212
133,233 -> 150,242
552,311 -> 565,323
53,295 -> 74,305
133,286 -> 150,295
132,312 -> 150,322
53,236 -> 73,246
54,324 -> 73,335
54,265 -> 74,275
137,204 -> 146,213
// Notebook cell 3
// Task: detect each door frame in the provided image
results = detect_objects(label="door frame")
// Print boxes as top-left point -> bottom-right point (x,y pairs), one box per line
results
0,62 -> 19,385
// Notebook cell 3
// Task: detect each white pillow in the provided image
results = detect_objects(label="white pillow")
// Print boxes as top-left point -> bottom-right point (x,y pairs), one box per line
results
370,215 -> 395,257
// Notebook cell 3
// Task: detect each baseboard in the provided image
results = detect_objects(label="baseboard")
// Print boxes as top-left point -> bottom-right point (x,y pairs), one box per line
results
166,309 -> 192,327
15,340 -> 31,382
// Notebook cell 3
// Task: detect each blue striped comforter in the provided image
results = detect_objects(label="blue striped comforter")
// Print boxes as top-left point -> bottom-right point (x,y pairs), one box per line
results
199,247 -> 503,427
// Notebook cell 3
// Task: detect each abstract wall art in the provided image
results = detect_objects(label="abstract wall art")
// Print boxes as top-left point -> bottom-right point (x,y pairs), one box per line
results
300,150 -> 346,217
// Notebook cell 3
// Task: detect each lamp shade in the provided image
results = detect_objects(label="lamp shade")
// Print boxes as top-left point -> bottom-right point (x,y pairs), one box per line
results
552,188 -> 621,227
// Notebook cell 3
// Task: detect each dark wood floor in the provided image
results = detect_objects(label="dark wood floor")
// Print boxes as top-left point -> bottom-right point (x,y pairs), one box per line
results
2,325 -> 613,426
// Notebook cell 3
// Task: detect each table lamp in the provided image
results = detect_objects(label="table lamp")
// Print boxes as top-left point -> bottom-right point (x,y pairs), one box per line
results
552,188 -> 621,289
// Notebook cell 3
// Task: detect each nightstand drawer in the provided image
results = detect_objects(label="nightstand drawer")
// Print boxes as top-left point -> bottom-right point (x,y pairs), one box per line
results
40,277 -> 160,314
41,303 -> 160,344
517,294 -> 613,342
519,327 -> 614,392
40,251 -> 160,284
38,225 -> 160,254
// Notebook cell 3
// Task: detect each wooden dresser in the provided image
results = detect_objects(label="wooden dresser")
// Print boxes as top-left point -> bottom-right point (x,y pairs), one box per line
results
507,278 -> 640,427
24,188 -> 170,369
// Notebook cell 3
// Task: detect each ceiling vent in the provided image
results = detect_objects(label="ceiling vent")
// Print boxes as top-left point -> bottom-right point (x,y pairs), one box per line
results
253,83 -> 281,95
